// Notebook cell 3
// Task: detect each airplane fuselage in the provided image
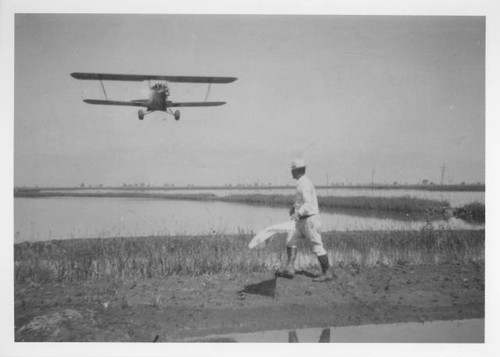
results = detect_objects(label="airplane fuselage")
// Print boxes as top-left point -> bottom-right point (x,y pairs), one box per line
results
148,84 -> 169,111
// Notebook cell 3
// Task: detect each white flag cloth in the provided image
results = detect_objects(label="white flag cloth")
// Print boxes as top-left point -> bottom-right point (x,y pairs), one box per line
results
248,220 -> 296,249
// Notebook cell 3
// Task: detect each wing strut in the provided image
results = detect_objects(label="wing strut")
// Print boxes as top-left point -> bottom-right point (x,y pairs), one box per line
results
99,80 -> 108,100
204,83 -> 212,102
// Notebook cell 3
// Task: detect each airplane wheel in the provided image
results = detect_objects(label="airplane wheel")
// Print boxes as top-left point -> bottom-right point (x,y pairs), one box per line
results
138,110 -> 145,120
174,110 -> 180,121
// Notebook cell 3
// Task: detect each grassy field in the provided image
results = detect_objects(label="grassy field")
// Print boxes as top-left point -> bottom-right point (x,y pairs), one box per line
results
15,229 -> 484,284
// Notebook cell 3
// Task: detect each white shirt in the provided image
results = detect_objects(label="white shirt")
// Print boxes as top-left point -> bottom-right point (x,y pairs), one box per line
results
294,175 -> 319,216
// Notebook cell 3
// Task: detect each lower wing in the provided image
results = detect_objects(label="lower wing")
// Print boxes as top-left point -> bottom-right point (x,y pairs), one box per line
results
169,101 -> 226,107
83,99 -> 150,108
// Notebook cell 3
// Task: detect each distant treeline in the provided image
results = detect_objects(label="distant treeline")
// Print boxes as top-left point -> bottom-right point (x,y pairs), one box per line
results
14,190 -> 217,201
14,183 -> 485,192
14,229 -> 484,283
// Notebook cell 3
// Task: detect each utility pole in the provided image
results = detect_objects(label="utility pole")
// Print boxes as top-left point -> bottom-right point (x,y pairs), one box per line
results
326,173 -> 329,187
371,168 -> 375,190
441,164 -> 446,186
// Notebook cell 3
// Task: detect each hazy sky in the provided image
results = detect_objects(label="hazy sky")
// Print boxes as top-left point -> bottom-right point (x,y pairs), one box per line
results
14,14 -> 485,187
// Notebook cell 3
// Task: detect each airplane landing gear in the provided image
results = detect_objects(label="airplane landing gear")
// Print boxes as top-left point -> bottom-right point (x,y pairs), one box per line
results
140,108 -> 181,121
138,109 -> 153,120
167,108 -> 181,121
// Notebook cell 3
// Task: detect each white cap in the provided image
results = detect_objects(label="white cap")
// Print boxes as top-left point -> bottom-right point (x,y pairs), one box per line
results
291,159 -> 306,170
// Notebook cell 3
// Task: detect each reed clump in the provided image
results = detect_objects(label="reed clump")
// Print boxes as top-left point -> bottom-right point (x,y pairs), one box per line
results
453,202 -> 485,223
15,229 -> 484,284
220,194 -> 449,215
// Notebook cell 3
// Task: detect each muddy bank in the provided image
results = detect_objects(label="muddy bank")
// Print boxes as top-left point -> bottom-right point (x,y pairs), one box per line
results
15,262 -> 484,342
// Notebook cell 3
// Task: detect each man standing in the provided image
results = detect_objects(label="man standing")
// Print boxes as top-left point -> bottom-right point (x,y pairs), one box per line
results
276,159 -> 333,282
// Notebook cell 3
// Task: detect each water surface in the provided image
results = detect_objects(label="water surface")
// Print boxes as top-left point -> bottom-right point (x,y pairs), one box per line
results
187,318 -> 484,343
14,196 -> 483,243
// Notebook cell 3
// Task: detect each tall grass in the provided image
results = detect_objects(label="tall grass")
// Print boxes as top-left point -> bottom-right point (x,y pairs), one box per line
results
322,229 -> 484,267
221,194 -> 450,217
15,229 -> 484,284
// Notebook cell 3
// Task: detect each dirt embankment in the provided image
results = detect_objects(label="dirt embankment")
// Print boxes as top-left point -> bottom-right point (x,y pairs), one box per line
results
15,262 -> 484,342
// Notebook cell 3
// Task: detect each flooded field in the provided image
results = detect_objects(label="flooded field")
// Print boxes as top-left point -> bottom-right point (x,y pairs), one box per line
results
186,318 -> 484,343
14,195 -> 484,243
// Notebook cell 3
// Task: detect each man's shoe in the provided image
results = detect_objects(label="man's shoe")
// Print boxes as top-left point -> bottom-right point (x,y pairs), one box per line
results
275,269 -> 295,279
312,273 -> 333,282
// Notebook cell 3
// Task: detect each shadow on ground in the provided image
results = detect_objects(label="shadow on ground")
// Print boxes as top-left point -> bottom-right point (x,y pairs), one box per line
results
238,277 -> 277,298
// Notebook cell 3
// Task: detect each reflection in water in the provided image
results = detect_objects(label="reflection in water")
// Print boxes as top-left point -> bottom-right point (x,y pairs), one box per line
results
289,329 -> 331,343
318,328 -> 331,343
188,337 -> 238,343
197,319 -> 484,343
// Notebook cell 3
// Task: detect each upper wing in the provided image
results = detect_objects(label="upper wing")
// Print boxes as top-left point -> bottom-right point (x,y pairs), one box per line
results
169,101 -> 226,107
83,99 -> 150,108
71,72 -> 237,84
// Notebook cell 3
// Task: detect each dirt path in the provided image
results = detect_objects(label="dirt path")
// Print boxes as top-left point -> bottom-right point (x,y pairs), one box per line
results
14,262 -> 484,342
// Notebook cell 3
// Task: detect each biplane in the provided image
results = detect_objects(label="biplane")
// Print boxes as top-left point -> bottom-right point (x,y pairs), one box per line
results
70,72 -> 237,120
